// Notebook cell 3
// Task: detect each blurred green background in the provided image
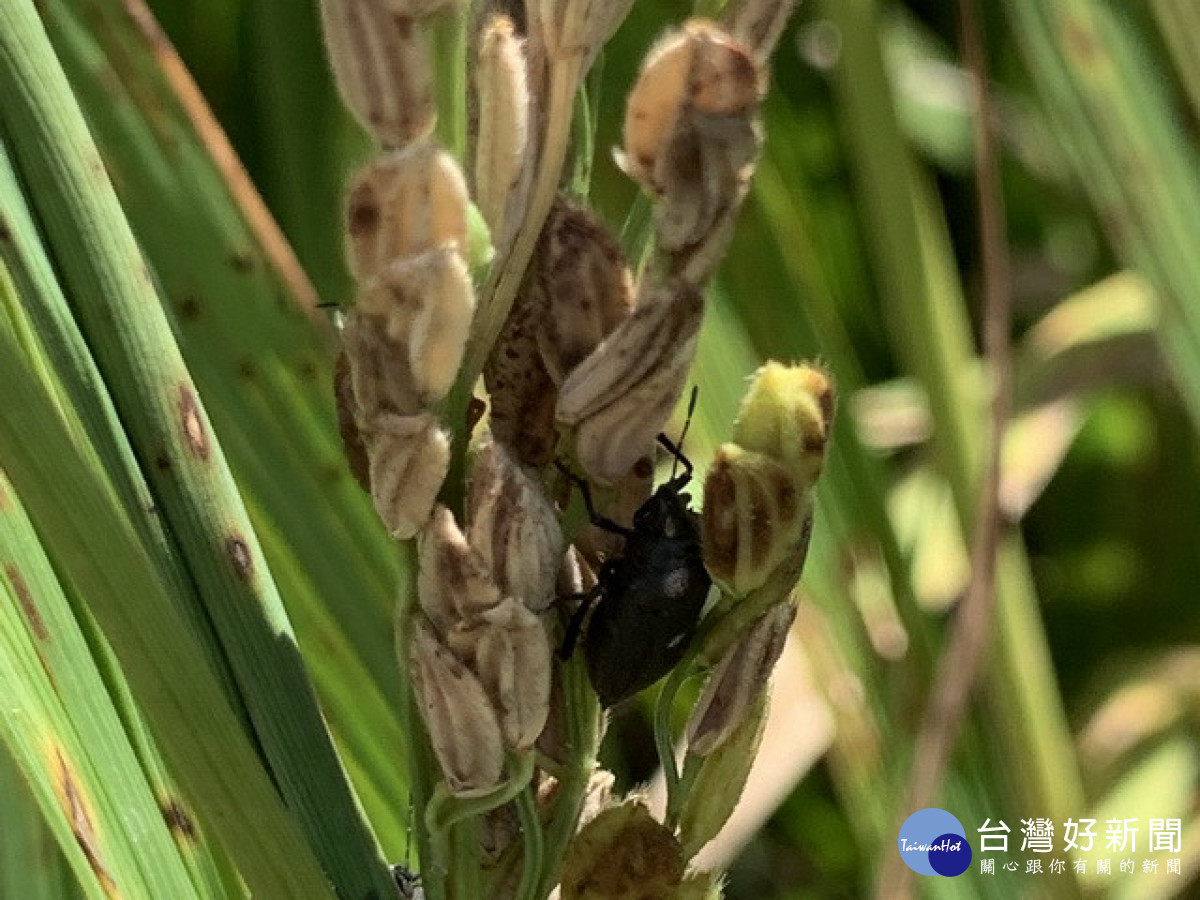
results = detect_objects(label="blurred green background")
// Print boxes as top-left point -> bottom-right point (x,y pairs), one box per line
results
6,0 -> 1200,897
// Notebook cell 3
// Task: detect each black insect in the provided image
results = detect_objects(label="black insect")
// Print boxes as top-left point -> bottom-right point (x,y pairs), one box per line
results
559,391 -> 712,707
390,864 -> 423,900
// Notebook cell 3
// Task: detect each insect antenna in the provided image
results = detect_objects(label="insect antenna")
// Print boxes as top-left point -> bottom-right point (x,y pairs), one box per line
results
660,385 -> 698,483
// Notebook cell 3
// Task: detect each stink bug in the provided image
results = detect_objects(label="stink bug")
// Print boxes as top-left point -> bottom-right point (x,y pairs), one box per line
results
560,390 -> 712,706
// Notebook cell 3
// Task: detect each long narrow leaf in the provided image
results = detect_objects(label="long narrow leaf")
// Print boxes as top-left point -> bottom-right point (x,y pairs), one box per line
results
0,2 -> 392,894
0,466 -> 205,900
45,0 -> 411,853
0,746 -> 86,900
0,322 -> 333,898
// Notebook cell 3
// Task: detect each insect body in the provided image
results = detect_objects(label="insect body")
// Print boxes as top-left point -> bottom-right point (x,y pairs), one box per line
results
561,393 -> 712,707
390,864 -> 423,900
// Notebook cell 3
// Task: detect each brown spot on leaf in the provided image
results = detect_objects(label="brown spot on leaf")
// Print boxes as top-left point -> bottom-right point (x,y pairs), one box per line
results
0,216 -> 12,242
53,748 -> 118,896
227,537 -> 254,581
235,358 -> 257,381
177,294 -> 202,321
6,564 -> 49,642
161,797 -> 197,841
154,453 -> 171,471
179,387 -> 210,460
230,249 -> 255,273
6,561 -> 58,690
1059,11 -> 1098,66
87,152 -> 108,183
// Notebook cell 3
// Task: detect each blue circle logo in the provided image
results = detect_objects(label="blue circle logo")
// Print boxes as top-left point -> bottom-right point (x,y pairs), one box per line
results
897,808 -> 972,877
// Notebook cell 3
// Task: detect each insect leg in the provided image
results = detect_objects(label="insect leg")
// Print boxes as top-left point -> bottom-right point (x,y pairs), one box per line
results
555,461 -> 634,537
557,581 -> 602,660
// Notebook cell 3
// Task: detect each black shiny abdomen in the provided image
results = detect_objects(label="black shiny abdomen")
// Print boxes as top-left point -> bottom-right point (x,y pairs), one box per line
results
583,508 -> 711,707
